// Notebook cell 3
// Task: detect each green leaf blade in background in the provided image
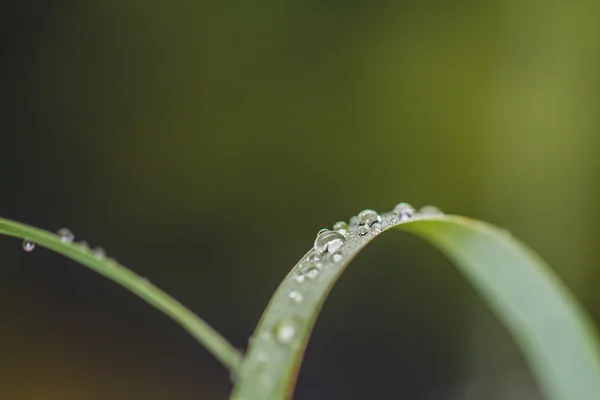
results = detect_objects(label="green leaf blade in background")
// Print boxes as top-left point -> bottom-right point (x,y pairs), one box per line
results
231,213 -> 600,400
0,217 -> 243,372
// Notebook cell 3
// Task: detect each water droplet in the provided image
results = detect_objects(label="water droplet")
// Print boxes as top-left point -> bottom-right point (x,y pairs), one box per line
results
289,290 -> 303,303
332,252 -> 343,262
357,225 -> 370,237
394,202 -> 415,221
79,241 -> 89,249
274,320 -> 298,345
314,230 -> 345,254
317,228 -> 328,235
57,228 -> 74,243
295,273 -> 306,284
380,212 -> 399,226
256,351 -> 269,362
419,205 -> 444,216
93,246 -> 106,259
305,251 -> 321,265
357,209 -> 382,227
371,223 -> 383,234
306,267 -> 319,280
332,221 -> 348,235
22,240 -> 35,252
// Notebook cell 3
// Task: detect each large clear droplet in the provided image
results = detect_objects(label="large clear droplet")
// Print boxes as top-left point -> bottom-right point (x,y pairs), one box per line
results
57,228 -> 75,243
274,320 -> 298,345
314,230 -> 346,254
288,290 -> 303,303
357,209 -> 382,227
332,221 -> 348,236
393,202 -> 415,221
419,205 -> 444,216
22,240 -> 35,252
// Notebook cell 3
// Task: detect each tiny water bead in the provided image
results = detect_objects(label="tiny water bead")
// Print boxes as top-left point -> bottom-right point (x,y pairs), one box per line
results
22,240 -> 35,252
256,351 -> 269,363
93,246 -> 106,259
305,251 -> 321,265
295,273 -> 306,284
288,290 -> 303,303
314,230 -> 345,254
419,205 -> 444,216
357,225 -> 370,237
274,320 -> 298,345
356,209 -> 382,227
57,228 -> 75,243
332,221 -> 348,235
394,202 -> 415,221
332,252 -> 343,262
371,223 -> 383,234
380,212 -> 398,226
306,267 -> 319,280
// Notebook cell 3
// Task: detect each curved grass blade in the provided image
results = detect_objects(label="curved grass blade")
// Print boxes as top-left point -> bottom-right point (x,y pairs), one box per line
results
0,217 -> 242,372
231,211 -> 600,400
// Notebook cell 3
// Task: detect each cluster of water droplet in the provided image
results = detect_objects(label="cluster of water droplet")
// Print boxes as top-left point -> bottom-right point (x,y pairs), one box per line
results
22,228 -> 112,262
259,202 -> 444,351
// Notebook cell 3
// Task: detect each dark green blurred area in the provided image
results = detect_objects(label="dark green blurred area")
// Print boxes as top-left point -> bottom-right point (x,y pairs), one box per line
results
1,1 -> 599,399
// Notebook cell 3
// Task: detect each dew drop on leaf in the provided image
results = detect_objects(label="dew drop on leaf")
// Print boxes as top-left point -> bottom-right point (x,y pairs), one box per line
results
357,209 -> 382,227
57,228 -> 75,243
314,230 -> 345,254
93,246 -> 106,259
274,320 -> 298,345
256,351 -> 269,363
419,205 -> 444,216
332,221 -> 348,236
22,240 -> 35,252
288,290 -> 303,303
357,225 -> 370,237
394,202 -> 415,221
295,273 -> 306,284
371,223 -> 383,234
306,267 -> 319,280
305,251 -> 321,264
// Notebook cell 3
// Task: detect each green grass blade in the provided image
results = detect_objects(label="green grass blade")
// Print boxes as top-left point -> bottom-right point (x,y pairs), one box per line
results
231,213 -> 600,400
0,217 -> 242,372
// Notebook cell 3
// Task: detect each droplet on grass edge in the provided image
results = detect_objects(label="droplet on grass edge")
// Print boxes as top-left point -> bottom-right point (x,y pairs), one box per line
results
22,240 -> 35,252
57,228 -> 75,243
93,247 -> 106,259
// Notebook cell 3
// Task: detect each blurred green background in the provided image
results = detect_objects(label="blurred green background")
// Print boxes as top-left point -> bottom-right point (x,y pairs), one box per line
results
2,1 -> 600,399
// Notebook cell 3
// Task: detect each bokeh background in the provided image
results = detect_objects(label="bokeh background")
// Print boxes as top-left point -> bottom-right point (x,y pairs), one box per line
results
2,1 -> 600,399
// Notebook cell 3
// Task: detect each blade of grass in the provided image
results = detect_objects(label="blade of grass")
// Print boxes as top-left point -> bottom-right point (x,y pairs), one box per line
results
231,214 -> 600,400
0,217 -> 242,372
